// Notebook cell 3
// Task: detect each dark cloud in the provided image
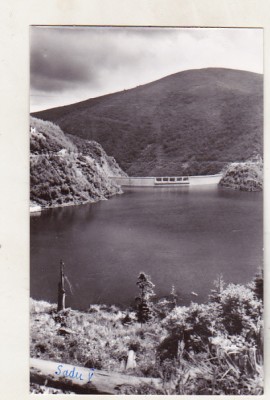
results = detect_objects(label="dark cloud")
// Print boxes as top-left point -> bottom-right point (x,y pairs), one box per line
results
31,29 -> 96,91
30,26 -> 180,93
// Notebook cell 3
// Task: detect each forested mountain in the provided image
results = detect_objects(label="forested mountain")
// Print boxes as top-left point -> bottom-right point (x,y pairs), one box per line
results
32,68 -> 263,176
30,117 -> 126,208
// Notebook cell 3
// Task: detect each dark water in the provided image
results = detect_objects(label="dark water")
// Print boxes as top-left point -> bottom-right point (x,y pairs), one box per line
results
30,186 -> 263,310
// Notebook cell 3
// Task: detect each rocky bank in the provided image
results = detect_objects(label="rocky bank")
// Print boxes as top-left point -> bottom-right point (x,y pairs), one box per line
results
219,157 -> 263,191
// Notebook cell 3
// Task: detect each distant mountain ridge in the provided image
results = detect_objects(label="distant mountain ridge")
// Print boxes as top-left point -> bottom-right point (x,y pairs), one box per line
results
32,68 -> 263,176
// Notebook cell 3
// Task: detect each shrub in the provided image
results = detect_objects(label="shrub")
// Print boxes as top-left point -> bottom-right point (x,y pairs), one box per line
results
61,184 -> 70,195
135,272 -> 156,323
220,284 -> 262,335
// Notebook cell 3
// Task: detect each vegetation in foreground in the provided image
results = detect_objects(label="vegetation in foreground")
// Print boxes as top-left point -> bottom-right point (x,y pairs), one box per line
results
30,270 -> 263,395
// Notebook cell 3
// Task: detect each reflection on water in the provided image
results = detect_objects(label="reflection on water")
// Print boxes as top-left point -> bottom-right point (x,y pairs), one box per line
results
30,186 -> 263,310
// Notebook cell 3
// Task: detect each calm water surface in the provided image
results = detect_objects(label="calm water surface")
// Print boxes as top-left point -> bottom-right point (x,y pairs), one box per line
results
30,186 -> 263,310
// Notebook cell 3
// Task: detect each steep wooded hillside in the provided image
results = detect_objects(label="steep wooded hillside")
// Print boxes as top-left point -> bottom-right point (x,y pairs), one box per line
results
219,157 -> 263,191
30,117 -> 126,208
32,68 -> 263,176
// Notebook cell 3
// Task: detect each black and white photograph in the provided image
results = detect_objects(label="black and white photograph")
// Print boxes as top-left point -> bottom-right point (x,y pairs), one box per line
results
29,26 -> 263,395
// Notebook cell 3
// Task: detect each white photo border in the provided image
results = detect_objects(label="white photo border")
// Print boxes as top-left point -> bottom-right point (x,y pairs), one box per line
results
0,1 -> 269,399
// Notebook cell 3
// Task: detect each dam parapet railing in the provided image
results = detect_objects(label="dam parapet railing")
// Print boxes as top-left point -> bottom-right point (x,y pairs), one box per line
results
111,174 -> 223,187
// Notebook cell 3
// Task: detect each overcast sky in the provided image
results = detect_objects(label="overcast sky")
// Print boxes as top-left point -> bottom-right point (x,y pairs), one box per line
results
30,27 -> 263,112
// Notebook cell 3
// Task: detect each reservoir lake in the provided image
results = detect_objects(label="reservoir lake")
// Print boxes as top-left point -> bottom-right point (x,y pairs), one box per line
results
30,186 -> 263,310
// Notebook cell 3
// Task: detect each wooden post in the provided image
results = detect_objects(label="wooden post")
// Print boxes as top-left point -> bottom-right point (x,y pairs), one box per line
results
126,350 -> 136,369
57,260 -> 66,312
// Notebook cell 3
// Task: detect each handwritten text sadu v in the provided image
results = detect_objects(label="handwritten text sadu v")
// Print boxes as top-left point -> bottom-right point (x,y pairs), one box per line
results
55,364 -> 95,383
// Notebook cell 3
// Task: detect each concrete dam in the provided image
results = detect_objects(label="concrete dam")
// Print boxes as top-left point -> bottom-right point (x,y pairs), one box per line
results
111,174 -> 223,187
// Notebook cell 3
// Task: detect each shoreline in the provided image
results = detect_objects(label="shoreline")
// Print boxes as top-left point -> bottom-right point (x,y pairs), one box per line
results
219,182 -> 262,192
30,188 -> 124,214
30,173 -> 223,214
30,175 -> 262,215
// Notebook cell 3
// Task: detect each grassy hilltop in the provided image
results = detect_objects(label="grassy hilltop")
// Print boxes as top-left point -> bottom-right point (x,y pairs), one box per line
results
32,68 -> 263,176
30,117 -> 126,209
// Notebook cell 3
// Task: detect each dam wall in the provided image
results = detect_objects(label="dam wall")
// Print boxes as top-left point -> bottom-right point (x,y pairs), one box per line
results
188,174 -> 223,185
111,174 -> 223,187
112,177 -> 157,186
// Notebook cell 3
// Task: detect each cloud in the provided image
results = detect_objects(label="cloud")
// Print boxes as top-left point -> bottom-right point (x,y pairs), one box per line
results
30,27 -> 171,92
30,28 -> 98,92
30,26 -> 263,111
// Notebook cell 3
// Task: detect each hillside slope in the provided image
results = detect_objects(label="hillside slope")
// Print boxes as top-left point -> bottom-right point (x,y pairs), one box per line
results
32,68 -> 263,176
30,117 -> 126,209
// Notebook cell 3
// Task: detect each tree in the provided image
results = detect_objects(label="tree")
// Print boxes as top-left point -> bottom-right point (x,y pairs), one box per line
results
170,285 -> 178,308
253,267 -> 263,301
220,283 -> 262,335
209,274 -> 226,303
135,272 -> 155,323
155,285 -> 179,320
